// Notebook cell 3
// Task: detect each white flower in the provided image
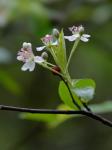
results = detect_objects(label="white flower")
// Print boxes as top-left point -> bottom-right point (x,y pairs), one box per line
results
17,42 -> 44,72
36,34 -> 58,51
64,25 -> 90,42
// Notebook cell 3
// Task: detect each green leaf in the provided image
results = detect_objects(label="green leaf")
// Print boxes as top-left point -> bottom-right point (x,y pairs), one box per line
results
58,81 -> 81,109
71,79 -> 96,103
90,101 -> 112,114
52,29 -> 67,73
20,104 -> 73,128
55,104 -> 75,125
20,113 -> 56,123
59,81 -> 75,109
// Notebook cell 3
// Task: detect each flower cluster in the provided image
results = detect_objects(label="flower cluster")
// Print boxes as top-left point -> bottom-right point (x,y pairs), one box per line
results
64,25 -> 90,42
17,42 -> 44,71
36,34 -> 58,51
17,25 -> 91,72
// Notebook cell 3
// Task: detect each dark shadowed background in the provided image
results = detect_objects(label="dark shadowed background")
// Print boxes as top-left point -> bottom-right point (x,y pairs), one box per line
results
0,0 -> 112,150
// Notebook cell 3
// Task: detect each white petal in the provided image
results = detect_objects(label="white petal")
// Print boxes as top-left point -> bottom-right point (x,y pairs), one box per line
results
64,34 -> 79,41
23,42 -> 32,49
17,55 -> 23,61
51,40 -> 58,46
34,56 -> 44,63
23,42 -> 27,48
80,36 -> 89,42
36,46 -> 46,51
21,62 -> 29,71
21,61 -> 35,71
82,34 -> 91,38
28,61 -> 35,72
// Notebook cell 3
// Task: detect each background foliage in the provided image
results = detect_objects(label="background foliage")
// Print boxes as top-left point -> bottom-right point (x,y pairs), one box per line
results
0,0 -> 112,149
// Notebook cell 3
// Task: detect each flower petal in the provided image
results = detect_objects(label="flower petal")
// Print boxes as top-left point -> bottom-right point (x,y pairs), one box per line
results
21,62 -> 29,71
28,61 -> 35,72
34,56 -> 44,63
21,61 -> 35,71
80,36 -> 89,42
64,34 -> 79,41
36,46 -> 46,51
17,55 -> 23,61
82,34 -> 91,38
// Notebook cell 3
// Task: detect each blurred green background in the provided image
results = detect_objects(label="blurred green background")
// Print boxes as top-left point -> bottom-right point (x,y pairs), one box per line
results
0,0 -> 112,149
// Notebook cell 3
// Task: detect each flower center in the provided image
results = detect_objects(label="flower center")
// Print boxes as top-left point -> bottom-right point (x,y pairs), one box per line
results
41,34 -> 53,46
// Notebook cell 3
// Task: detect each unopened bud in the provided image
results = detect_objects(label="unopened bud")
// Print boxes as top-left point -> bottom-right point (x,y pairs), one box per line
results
41,52 -> 48,60
52,28 -> 59,38
79,25 -> 84,33
52,66 -> 61,75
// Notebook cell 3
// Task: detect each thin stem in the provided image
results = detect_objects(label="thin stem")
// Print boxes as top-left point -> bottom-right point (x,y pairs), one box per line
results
60,76 -> 81,110
0,104 -> 112,127
65,38 -> 80,73
39,62 -> 65,78
59,75 -> 91,111
45,62 -> 56,67
63,79 -> 91,111
50,47 -> 59,67
82,102 -> 91,111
